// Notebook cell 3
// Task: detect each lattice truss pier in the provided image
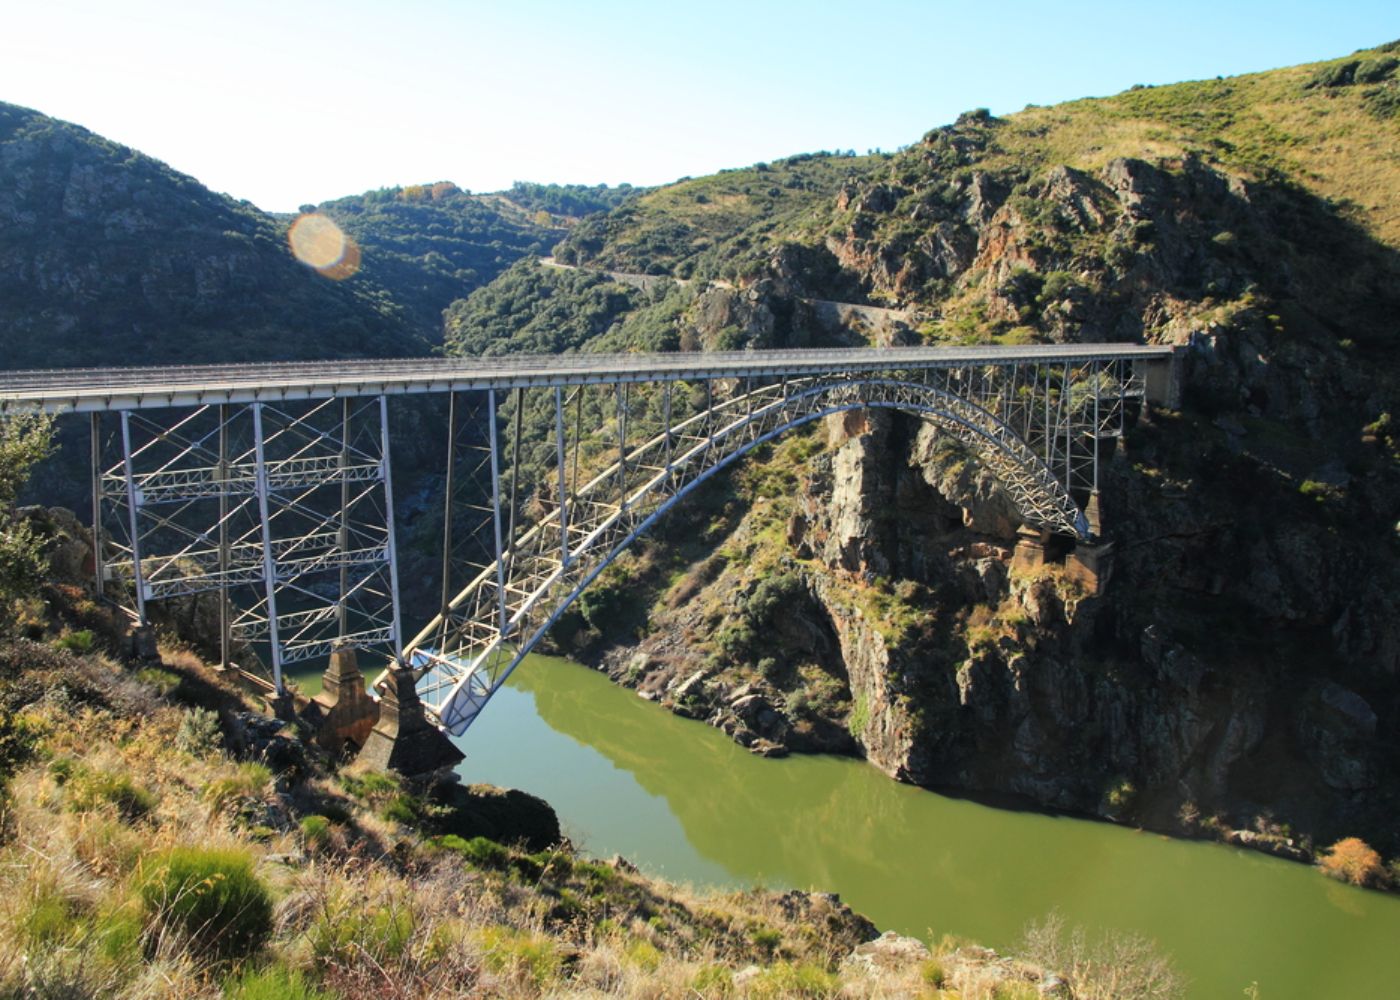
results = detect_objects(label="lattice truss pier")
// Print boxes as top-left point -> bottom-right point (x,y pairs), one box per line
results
92,397 -> 403,690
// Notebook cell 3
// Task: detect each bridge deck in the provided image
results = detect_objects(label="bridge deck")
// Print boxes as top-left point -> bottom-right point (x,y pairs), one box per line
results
0,344 -> 1177,413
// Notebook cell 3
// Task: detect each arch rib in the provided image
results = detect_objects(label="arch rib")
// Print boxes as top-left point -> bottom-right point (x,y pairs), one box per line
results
409,377 -> 1090,736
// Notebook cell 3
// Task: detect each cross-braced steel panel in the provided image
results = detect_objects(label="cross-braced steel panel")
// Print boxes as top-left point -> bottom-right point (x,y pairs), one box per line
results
95,396 -> 403,691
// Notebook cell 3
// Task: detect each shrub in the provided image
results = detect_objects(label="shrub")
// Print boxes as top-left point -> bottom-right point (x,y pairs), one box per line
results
177,707 -> 224,756
300,815 -> 331,848
749,961 -> 839,998
921,958 -> 947,987
1319,837 -> 1384,887
137,666 -> 183,696
225,964 -> 337,1000
848,696 -> 871,740
691,964 -> 734,995
475,925 -> 561,987
68,766 -> 157,819
138,847 -> 273,960
53,629 -> 95,653
1021,912 -> 1184,1000
203,762 -> 273,813
749,924 -> 783,955
438,834 -> 510,870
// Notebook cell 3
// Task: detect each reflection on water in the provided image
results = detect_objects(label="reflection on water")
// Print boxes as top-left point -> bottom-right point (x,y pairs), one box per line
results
456,653 -> 1400,1000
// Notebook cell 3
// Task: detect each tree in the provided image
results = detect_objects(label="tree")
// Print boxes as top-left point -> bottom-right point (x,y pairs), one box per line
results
0,410 -> 54,602
1319,837 -> 1385,887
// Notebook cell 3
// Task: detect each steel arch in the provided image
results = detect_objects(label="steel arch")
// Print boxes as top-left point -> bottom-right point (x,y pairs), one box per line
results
410,376 -> 1090,736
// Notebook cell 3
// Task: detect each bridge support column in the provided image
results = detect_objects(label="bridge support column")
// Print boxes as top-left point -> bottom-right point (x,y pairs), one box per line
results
357,664 -> 464,777
302,646 -> 379,756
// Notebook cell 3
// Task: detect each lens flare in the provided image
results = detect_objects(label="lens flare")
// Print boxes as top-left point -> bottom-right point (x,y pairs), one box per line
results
288,213 -> 361,280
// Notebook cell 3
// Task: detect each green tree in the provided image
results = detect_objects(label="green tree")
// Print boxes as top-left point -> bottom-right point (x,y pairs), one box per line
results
0,410 -> 54,602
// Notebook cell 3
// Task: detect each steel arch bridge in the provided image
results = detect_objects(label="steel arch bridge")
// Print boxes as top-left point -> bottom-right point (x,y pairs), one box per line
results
0,344 -> 1179,736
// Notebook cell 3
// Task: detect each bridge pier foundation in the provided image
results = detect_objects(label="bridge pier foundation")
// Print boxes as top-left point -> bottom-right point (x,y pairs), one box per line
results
302,646 -> 379,756
357,664 -> 464,777
1011,527 -> 1050,574
127,624 -> 159,662
1066,541 -> 1115,595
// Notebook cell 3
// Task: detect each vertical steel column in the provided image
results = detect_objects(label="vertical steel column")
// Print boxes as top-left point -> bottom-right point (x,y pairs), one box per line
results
440,392 -> 457,617
338,397 -> 351,640
504,388 -> 523,563
379,396 -> 404,663
1063,362 -> 1073,491
554,387 -> 569,568
1092,363 -> 1101,496
217,404 -> 231,669
251,404 -> 283,693
616,383 -> 628,509
119,412 -> 147,624
661,382 -> 673,476
487,389 -> 508,636
570,387 -> 584,504
1042,366 -> 1052,467
90,413 -> 104,600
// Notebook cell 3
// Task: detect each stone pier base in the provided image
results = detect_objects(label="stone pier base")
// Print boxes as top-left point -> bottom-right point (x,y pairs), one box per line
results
1066,541 -> 1115,594
356,665 -> 464,777
301,646 -> 379,755
1011,527 -> 1050,573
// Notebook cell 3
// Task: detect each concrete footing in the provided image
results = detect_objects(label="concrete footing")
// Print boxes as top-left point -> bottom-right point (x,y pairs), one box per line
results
128,624 -> 159,662
356,664 -> 464,777
301,646 -> 379,755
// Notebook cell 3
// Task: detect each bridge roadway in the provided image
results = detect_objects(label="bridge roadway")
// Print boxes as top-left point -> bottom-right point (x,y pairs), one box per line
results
0,344 -> 1177,414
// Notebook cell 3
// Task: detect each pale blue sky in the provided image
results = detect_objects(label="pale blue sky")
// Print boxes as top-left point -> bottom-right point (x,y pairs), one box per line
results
2,1 -> 1395,212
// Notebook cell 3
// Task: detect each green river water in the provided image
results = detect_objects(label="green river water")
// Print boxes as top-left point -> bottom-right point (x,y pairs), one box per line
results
301,653 -> 1400,997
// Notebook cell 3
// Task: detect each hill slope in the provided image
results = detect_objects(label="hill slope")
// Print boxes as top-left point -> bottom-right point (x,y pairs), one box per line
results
0,102 -> 432,368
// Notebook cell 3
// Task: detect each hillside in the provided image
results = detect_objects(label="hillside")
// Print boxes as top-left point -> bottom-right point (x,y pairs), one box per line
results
314,181 -> 638,337
0,102 -> 430,369
441,41 -> 1400,859
0,104 -> 618,370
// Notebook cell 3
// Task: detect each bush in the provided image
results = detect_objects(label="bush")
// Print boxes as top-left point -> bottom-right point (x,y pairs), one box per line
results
203,762 -> 272,813
138,847 -> 273,960
1021,912 -> 1184,1000
137,666 -> 182,696
225,964 -> 337,1000
475,925 -> 561,987
177,707 -> 224,756
749,961 -> 839,998
53,629 -> 95,653
1319,837 -> 1385,887
67,766 -> 157,819
300,815 -> 331,848
437,834 -> 510,870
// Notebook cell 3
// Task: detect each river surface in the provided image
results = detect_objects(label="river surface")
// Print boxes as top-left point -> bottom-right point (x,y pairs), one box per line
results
300,653 -> 1400,997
